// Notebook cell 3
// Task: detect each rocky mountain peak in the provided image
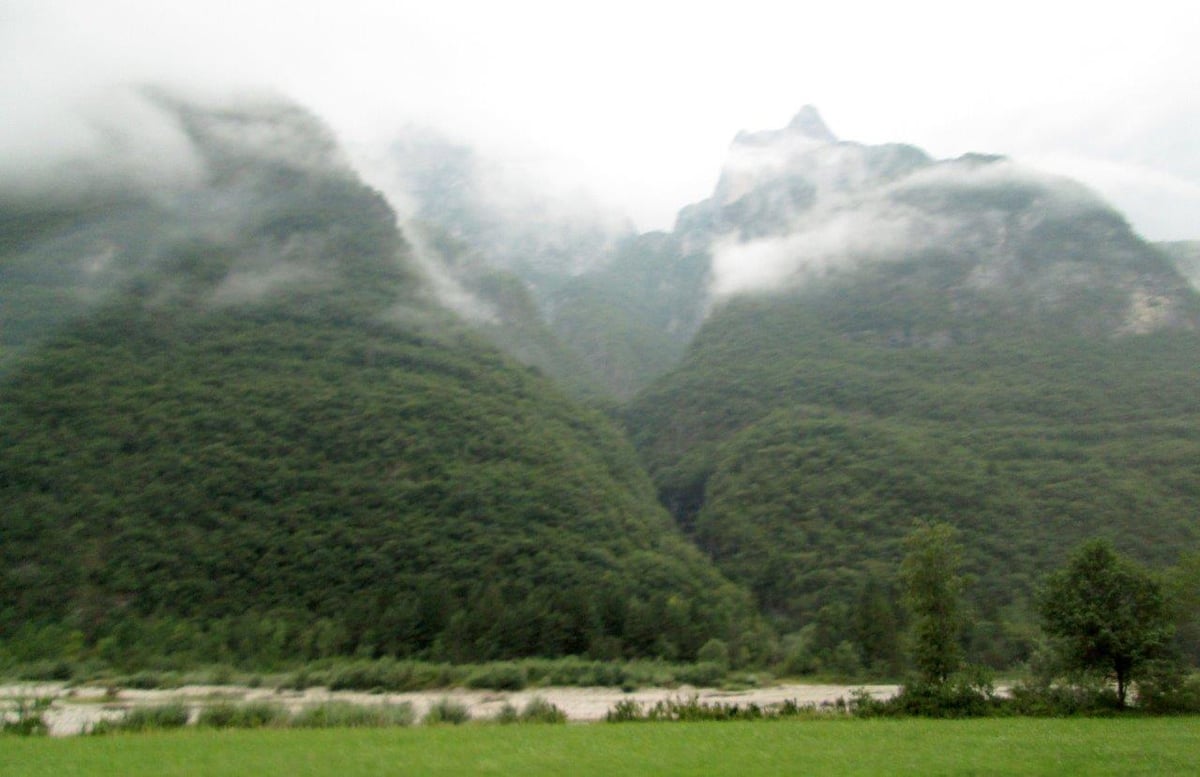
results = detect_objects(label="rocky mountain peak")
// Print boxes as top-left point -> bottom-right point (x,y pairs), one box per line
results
786,105 -> 838,143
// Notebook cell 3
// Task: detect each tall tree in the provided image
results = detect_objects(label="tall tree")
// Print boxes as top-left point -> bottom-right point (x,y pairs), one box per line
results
1038,539 -> 1174,707
900,522 -> 966,684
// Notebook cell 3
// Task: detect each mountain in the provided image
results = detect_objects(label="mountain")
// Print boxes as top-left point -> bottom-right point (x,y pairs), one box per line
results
0,88 -> 759,669
627,109 -> 1200,670
1159,240 -> 1200,290
543,231 -> 711,399
358,130 -> 637,399
368,129 -> 710,400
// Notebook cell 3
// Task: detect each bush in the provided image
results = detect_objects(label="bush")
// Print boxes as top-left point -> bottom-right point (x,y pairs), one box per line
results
675,661 -> 725,687
581,661 -> 627,687
493,697 -> 567,724
1007,675 -> 1124,717
290,701 -> 415,728
90,703 -> 190,734
777,634 -> 819,677
604,699 -> 643,722
465,663 -> 527,691
197,701 -> 288,729
696,639 -> 730,670
121,671 -> 171,690
493,702 -> 520,724
1134,661 -> 1200,714
851,668 -> 1000,718
327,660 -> 391,692
15,660 -> 74,682
422,697 -> 470,725
1139,676 -> 1200,714
278,668 -> 327,691
1,697 -> 51,736
518,697 -> 566,724
604,695 -> 816,723
324,660 -> 467,692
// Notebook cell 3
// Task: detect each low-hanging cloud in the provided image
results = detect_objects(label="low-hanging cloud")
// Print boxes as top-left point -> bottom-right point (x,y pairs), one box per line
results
708,152 -> 1117,300
352,126 -> 634,276
0,85 -> 207,205
710,205 -> 923,297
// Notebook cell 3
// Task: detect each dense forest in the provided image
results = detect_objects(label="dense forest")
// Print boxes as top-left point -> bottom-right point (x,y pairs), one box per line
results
628,292 -> 1200,669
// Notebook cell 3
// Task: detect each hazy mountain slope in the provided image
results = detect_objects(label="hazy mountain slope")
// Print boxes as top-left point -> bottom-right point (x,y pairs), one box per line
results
371,129 -> 712,400
400,218 -> 612,401
1159,240 -> 1200,289
545,232 -> 711,399
0,89 -> 758,667
627,109 -> 1200,669
361,130 -> 641,398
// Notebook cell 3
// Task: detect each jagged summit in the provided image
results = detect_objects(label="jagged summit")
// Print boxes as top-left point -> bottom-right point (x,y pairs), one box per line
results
786,105 -> 837,143
731,105 -> 838,149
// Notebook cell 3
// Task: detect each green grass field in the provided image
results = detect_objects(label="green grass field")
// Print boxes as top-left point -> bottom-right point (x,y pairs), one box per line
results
2,718 -> 1197,776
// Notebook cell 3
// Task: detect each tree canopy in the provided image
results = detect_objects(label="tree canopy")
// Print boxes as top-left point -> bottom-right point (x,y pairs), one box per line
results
1038,539 -> 1175,706
900,522 -> 966,684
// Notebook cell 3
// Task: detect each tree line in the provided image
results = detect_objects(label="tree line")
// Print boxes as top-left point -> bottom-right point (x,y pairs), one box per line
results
877,522 -> 1199,715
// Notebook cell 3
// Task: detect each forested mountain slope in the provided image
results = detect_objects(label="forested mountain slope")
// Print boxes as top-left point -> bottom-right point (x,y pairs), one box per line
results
627,109 -> 1200,670
0,89 -> 758,667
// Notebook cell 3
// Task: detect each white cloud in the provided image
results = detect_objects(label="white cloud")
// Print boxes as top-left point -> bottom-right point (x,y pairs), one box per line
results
710,205 -> 921,297
707,154 -> 1127,300
1020,153 -> 1200,242
2,0 -> 1198,238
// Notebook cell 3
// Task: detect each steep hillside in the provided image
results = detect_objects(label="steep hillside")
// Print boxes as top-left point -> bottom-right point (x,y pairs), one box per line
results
371,129 -> 709,400
362,130 -> 637,398
545,232 -> 711,399
0,89 -> 758,668
627,110 -> 1200,670
1160,240 -> 1200,289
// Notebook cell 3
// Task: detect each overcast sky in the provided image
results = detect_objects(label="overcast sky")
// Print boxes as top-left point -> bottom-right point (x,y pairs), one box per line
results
3,0 -> 1198,239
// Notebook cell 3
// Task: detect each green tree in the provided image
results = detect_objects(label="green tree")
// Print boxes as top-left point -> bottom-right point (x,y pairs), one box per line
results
1038,539 -> 1174,707
899,522 -> 966,684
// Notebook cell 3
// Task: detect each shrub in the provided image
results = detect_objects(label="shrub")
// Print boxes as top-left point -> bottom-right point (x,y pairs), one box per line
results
122,671 -> 170,690
422,698 -> 470,725
604,699 -> 643,722
15,660 -> 74,682
1006,675 -> 1123,717
90,703 -> 190,734
465,663 -> 527,691
696,639 -> 730,669
518,697 -> 566,724
1,697 -> 51,736
327,660 -> 388,692
493,702 -> 520,724
581,661 -> 627,687
777,635 -> 820,676
851,668 -> 1000,718
1136,661 -> 1200,714
604,695 -> 815,723
324,659 -> 468,692
675,661 -> 725,687
197,701 -> 288,729
290,701 -> 415,728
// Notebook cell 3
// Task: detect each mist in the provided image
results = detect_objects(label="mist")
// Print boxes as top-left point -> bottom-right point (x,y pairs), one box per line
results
707,135 -> 1126,301
2,1 -> 1198,240
0,84 -> 425,364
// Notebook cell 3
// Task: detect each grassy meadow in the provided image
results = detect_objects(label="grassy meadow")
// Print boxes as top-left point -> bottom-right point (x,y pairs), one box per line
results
2,717 -> 1197,776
